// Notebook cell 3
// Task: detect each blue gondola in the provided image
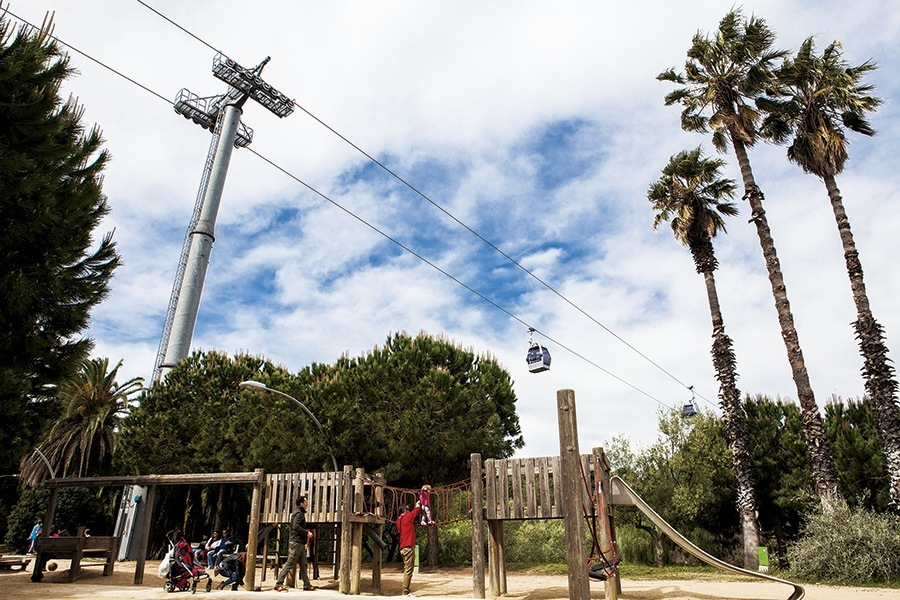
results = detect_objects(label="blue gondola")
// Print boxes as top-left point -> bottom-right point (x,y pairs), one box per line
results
526,344 -> 551,373
681,386 -> 697,417
525,328 -> 551,373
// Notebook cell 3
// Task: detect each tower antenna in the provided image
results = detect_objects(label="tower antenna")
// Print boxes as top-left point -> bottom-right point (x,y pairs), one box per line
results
153,53 -> 293,383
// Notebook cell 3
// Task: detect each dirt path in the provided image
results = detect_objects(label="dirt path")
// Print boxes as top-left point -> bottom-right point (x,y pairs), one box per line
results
2,559 -> 897,600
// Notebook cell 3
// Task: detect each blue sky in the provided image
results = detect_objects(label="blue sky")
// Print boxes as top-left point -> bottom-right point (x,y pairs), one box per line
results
12,0 -> 900,459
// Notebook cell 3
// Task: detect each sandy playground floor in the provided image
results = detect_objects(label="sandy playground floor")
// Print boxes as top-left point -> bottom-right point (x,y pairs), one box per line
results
1,558 -> 898,600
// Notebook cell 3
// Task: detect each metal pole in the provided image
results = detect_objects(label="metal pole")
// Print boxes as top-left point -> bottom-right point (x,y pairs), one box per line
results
240,382 -> 339,472
160,102 -> 243,376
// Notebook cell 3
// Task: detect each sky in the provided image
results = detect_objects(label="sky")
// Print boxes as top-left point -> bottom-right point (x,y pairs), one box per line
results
9,0 -> 900,461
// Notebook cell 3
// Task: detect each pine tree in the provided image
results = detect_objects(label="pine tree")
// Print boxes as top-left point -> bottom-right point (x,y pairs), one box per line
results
0,15 -> 119,477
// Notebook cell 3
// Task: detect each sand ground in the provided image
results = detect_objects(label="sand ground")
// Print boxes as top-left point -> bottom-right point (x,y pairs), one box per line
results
2,557 -> 898,600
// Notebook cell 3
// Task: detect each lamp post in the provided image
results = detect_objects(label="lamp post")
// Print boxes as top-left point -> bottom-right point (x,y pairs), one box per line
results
239,380 -> 339,472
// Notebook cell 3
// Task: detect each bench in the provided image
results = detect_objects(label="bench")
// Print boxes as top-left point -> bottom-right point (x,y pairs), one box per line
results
0,555 -> 32,571
30,527 -> 119,583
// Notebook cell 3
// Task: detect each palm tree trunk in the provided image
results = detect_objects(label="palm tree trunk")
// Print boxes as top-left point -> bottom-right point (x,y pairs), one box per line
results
699,261 -> 760,569
823,173 -> 900,506
731,136 -> 844,509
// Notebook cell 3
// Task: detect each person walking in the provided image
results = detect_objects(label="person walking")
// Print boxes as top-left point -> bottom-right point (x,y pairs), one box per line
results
274,496 -> 315,592
26,519 -> 42,554
396,501 -> 421,596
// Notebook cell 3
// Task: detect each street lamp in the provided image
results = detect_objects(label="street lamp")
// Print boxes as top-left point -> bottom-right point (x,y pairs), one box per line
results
239,380 -> 339,472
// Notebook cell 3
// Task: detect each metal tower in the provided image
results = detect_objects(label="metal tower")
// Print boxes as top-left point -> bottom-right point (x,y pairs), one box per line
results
152,53 -> 294,383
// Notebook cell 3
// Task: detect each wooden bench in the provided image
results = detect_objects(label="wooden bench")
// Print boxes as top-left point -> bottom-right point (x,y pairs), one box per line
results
30,527 -> 119,583
0,555 -> 32,571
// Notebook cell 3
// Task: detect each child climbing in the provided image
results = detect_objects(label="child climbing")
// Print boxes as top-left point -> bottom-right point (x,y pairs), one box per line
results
419,484 -> 436,526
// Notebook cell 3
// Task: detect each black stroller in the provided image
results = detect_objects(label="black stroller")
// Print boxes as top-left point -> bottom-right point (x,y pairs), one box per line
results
161,530 -> 212,593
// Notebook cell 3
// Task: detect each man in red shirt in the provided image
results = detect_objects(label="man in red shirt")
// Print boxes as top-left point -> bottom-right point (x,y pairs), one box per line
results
396,501 -> 421,596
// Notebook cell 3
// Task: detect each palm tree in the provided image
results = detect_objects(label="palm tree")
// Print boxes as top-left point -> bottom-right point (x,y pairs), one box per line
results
19,358 -> 143,487
759,38 -> 900,506
648,147 -> 761,568
658,10 -> 845,508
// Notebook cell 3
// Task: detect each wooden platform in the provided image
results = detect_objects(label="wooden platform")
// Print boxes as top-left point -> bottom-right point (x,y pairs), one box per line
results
0,555 -> 32,571
30,528 -> 118,583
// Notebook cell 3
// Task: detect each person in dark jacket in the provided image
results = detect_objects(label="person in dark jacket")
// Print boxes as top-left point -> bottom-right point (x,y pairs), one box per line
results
216,552 -> 246,590
274,496 -> 315,592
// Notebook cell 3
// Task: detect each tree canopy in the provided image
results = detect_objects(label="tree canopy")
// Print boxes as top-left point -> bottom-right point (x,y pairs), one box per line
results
0,15 -> 118,481
116,332 -> 523,486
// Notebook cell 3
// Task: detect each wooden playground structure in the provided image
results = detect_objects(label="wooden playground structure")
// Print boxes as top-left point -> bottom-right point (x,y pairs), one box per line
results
30,389 -> 803,600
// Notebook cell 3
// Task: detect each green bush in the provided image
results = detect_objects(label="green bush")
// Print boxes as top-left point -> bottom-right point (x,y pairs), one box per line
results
3,485 -> 115,552
613,523 -> 655,565
435,520 -> 473,565
787,504 -> 900,584
504,520 -> 567,564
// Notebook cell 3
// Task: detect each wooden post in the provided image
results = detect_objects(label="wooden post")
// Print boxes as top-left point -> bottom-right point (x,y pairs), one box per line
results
66,526 -> 87,582
246,468 -> 264,591
339,465 -> 353,594
496,522 -> 506,595
487,520 -> 503,598
31,486 -> 59,582
557,389 -> 589,600
372,473 -> 385,595
350,468 -> 365,594
134,484 -> 156,585
593,448 -> 618,600
470,453 -> 485,598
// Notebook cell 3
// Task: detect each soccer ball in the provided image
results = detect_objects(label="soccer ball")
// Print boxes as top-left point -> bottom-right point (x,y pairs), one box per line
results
47,561 -> 58,571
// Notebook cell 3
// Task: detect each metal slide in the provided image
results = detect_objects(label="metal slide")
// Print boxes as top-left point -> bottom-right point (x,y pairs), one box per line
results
610,476 -> 804,600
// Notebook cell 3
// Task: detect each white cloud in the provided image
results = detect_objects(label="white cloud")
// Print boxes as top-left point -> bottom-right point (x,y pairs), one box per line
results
12,0 -> 900,461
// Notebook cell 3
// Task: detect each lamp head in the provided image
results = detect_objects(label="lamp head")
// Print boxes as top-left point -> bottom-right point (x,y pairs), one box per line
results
239,380 -> 268,391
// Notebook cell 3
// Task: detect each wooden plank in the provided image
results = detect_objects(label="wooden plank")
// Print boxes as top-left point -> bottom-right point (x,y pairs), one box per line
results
551,456 -> 562,519
470,453 -> 485,599
44,472 -> 261,488
523,457 -> 536,519
511,460 -> 523,519
539,458 -> 551,518
498,460 -> 510,520
484,459 -> 496,521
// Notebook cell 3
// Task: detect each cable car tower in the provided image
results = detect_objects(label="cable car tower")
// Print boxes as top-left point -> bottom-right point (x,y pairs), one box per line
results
152,53 -> 294,383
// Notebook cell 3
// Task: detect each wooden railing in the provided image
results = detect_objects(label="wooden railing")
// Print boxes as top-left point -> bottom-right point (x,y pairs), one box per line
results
483,454 -> 596,520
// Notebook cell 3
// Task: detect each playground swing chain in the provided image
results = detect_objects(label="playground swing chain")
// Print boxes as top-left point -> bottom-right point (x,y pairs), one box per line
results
579,457 -> 620,583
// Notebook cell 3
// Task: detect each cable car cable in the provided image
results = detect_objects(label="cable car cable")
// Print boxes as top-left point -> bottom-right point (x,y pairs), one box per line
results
128,0 -> 716,408
4,8 -> 686,413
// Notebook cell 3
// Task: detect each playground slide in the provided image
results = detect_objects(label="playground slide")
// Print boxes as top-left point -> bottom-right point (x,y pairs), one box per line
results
610,476 -> 804,600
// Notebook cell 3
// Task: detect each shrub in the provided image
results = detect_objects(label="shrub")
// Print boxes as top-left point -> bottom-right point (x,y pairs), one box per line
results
3,485 -> 115,552
787,504 -> 900,584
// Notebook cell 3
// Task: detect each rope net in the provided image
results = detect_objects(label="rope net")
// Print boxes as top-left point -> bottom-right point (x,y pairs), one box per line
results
359,478 -> 473,525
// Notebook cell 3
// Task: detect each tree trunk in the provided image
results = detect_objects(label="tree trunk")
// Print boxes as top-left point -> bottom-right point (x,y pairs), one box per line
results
697,256 -> 760,569
823,173 -> 900,506
427,524 -> 439,567
772,512 -> 788,569
637,524 -> 666,567
730,136 -> 844,509
214,483 -> 226,531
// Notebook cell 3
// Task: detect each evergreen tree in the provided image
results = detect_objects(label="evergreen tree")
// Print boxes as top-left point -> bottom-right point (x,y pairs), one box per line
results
0,16 -> 118,481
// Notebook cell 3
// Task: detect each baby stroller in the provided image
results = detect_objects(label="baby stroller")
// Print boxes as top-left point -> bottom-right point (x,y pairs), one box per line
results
160,530 -> 212,593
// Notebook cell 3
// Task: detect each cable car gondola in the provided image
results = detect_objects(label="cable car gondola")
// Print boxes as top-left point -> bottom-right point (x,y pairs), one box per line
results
526,328 -> 551,373
681,386 -> 698,418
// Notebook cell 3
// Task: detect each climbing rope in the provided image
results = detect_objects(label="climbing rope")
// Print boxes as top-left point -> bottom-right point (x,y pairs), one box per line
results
578,457 -> 620,582
357,478 -> 473,525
